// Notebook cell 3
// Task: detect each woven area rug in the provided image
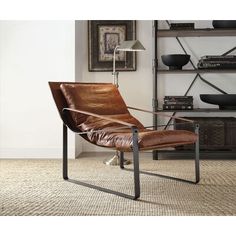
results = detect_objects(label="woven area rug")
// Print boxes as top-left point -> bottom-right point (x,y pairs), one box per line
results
1,153 -> 236,216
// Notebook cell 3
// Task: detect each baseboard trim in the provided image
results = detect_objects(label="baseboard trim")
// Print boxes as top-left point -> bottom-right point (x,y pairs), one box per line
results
0,147 -> 76,159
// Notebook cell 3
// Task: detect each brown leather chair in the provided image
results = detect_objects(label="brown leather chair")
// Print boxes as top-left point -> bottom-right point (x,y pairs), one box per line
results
49,82 -> 200,200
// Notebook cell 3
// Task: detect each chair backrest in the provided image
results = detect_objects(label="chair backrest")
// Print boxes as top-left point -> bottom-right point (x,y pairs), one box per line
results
49,81 -> 78,131
60,83 -> 129,126
49,82 -> 131,129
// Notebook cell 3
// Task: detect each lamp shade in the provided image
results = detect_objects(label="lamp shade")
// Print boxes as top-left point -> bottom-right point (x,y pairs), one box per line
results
117,40 -> 145,51
112,39 -> 145,87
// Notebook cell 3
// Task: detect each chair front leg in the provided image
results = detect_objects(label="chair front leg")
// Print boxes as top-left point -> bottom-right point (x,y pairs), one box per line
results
119,151 -> 124,169
62,123 -> 140,200
132,127 -> 140,199
63,123 -> 68,180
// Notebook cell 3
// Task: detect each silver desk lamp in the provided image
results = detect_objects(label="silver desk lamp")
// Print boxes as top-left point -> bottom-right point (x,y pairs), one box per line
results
104,40 -> 145,166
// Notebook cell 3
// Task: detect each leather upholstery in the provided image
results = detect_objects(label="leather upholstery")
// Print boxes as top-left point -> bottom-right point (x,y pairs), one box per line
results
56,82 -> 197,152
60,83 -> 130,126
48,82 -> 79,132
81,115 -> 197,151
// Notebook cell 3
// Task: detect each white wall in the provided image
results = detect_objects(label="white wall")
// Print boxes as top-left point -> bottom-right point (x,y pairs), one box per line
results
75,20 -> 153,152
0,21 -> 76,158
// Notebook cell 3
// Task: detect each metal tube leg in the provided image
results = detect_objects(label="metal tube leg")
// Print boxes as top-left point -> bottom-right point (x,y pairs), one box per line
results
120,151 -> 124,169
63,123 -> 68,180
153,150 -> 159,160
195,124 -> 200,183
132,127 -> 140,199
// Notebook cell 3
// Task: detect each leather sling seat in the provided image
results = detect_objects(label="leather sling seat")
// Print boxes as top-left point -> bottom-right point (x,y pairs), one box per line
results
60,83 -> 197,151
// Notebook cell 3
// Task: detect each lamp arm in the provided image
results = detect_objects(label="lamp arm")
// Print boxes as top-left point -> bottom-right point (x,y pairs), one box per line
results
113,45 -> 120,87
113,45 -> 120,74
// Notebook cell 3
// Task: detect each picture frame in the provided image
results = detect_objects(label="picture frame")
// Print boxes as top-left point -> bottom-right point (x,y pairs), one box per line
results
88,20 -> 136,72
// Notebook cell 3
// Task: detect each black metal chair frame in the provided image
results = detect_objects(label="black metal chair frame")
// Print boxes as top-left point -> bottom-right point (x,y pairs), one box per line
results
62,107 -> 200,200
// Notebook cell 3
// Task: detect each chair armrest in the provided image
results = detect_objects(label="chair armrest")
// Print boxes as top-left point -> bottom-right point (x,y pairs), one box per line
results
127,106 -> 195,123
63,108 -> 137,128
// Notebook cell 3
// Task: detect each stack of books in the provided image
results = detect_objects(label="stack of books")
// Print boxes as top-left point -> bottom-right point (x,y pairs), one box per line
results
170,23 -> 195,30
198,55 -> 236,69
163,96 -> 193,110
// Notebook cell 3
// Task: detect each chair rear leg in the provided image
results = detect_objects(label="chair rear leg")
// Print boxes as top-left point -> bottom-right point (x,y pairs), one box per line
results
122,124 -> 200,186
132,127 -> 140,199
63,123 -> 68,180
120,151 -> 124,169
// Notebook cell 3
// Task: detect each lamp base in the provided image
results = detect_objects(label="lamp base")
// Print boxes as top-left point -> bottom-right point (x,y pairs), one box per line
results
103,152 -> 131,166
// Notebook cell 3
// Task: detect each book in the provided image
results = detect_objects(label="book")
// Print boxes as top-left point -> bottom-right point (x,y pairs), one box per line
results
163,104 -> 193,110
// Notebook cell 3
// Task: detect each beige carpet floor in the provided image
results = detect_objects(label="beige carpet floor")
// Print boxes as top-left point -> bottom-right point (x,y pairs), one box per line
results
1,153 -> 236,216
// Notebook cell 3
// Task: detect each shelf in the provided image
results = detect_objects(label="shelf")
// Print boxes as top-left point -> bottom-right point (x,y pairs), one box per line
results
157,29 -> 236,37
157,108 -> 236,112
156,149 -> 236,154
158,69 -> 236,74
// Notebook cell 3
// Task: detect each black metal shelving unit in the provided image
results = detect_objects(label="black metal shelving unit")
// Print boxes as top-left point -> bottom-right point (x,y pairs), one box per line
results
158,69 -> 236,74
157,29 -> 236,37
152,20 -> 236,160
157,108 -> 236,113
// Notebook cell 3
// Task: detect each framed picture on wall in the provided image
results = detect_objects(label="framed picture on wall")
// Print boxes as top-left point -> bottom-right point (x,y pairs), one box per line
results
88,20 -> 136,72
